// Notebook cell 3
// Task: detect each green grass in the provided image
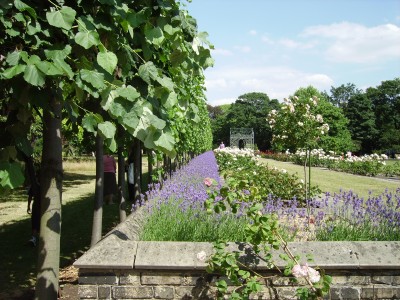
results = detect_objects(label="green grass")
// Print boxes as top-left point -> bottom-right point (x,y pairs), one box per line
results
259,157 -> 399,198
0,162 -> 150,294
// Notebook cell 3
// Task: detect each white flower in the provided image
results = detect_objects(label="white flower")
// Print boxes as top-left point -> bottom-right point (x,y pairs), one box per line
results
316,114 -> 323,123
292,264 -> 321,283
307,267 -> 321,283
298,121 -> 304,126
197,251 -> 207,262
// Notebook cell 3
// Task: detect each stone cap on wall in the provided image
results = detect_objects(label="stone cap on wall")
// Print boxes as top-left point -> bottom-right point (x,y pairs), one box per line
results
73,208 -> 400,271
74,238 -> 400,271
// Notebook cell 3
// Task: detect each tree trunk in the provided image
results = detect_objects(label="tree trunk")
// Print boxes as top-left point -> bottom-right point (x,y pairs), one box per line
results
35,95 -> 63,300
132,138 -> 141,205
90,133 -> 104,247
117,127 -> 126,222
148,149 -> 153,184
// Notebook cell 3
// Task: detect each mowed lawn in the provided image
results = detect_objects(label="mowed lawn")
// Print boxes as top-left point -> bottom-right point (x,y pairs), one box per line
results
259,157 -> 400,197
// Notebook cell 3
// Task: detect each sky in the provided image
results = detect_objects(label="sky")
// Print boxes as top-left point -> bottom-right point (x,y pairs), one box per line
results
185,0 -> 400,106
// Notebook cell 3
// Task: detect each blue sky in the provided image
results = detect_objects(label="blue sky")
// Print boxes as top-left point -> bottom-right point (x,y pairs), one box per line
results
185,0 -> 400,106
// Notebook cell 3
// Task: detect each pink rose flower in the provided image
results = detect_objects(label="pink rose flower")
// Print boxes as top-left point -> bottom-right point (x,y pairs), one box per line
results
204,178 -> 213,187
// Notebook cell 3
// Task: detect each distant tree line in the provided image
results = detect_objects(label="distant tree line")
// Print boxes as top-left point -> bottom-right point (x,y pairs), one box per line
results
208,78 -> 400,155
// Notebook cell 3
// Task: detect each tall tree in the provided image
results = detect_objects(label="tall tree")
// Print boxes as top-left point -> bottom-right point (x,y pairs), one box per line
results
324,83 -> 362,108
366,78 -> 400,152
212,92 -> 279,150
344,94 -> 378,153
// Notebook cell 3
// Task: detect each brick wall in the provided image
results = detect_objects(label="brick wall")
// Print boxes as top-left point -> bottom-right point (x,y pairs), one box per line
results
74,240 -> 400,300
77,269 -> 400,300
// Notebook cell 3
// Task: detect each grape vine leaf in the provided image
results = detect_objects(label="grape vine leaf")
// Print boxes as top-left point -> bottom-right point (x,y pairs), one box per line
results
14,0 -> 37,19
2,65 -> 26,79
23,64 -> 45,86
0,162 -> 25,190
80,69 -> 105,89
75,30 -> 100,49
138,61 -> 158,84
46,6 -> 76,30
97,51 -> 118,75
98,121 -> 116,139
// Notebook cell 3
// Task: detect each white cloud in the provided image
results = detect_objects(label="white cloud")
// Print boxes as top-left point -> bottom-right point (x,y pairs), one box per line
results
211,48 -> 233,56
302,22 -> 400,63
204,65 -> 334,105
209,97 -> 237,106
279,38 -> 299,49
234,45 -> 252,53
249,29 -> 257,36
205,78 -> 228,89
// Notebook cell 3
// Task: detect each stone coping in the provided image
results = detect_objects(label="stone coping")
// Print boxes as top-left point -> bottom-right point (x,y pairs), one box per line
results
74,211 -> 400,271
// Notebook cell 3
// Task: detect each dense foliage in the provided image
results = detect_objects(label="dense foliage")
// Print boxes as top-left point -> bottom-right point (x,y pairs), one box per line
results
209,92 -> 279,150
0,0 -> 214,190
209,78 -> 400,155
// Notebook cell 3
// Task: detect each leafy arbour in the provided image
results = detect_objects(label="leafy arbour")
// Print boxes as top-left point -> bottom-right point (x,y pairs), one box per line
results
0,0 -> 213,297
0,0 -> 213,188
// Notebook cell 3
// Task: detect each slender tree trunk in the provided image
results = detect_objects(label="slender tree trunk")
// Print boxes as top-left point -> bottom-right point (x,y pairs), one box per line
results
117,127 -> 126,222
133,138 -> 141,205
148,149 -> 153,184
90,133 -> 104,247
35,95 -> 63,300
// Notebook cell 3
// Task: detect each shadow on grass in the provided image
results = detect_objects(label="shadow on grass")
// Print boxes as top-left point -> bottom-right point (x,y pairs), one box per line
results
0,192 -> 123,295
62,172 -> 96,189
0,172 -> 95,204
0,169 -> 150,298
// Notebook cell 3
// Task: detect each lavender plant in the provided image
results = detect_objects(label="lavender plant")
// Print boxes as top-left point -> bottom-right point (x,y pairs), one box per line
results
139,151 -> 248,242
204,164 -> 332,300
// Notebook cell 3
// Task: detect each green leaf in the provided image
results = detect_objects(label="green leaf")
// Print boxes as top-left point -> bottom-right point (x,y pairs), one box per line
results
169,49 -> 186,67
122,110 -> 140,130
156,75 -> 174,91
75,30 -> 100,49
14,0 -> 36,19
0,162 -> 25,190
46,6 -> 76,30
126,11 -> 146,28
97,51 -> 118,75
35,61 -> 64,76
101,88 -> 117,111
145,26 -> 164,47
155,88 -> 177,109
138,61 -> 158,84
6,51 -> 22,66
104,137 -> 117,152
24,64 -> 45,86
27,20 -> 41,35
80,69 -> 105,89
2,64 -> 26,79
5,28 -> 20,36
53,58 -> 74,79
148,114 -> 166,130
45,46 -> 72,60
98,121 -> 116,139
164,24 -> 180,36
116,86 -> 140,101
82,114 -> 98,133
154,130 -> 175,152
